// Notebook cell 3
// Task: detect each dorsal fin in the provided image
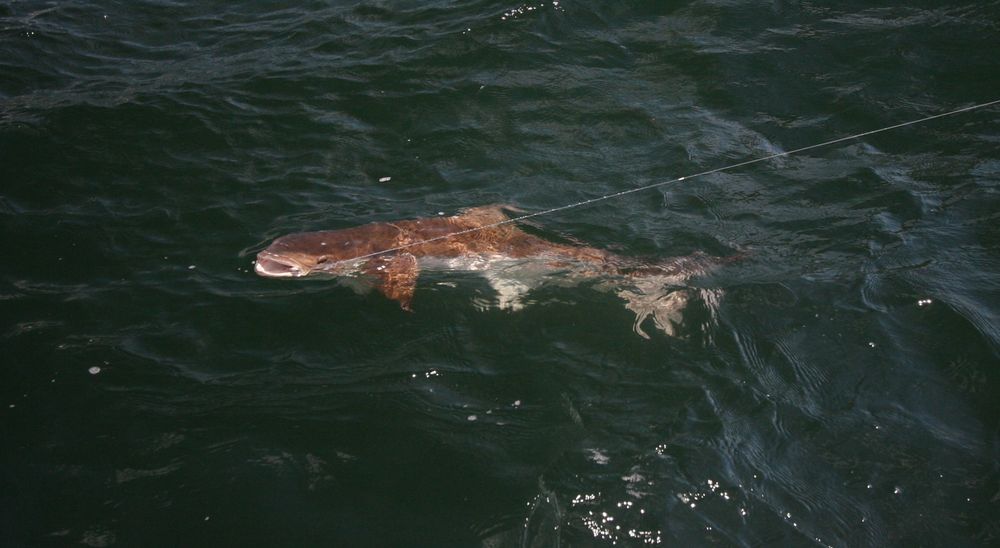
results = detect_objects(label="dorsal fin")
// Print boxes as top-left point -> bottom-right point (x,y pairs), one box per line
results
455,204 -> 520,224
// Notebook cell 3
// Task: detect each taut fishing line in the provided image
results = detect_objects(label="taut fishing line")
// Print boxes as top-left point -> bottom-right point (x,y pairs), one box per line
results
335,99 -> 1000,265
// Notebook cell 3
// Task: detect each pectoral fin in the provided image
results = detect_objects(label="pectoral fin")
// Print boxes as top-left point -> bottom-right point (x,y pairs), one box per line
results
364,253 -> 419,310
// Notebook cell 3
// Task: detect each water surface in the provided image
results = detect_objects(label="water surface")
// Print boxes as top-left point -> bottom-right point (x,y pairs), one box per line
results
2,1 -> 999,546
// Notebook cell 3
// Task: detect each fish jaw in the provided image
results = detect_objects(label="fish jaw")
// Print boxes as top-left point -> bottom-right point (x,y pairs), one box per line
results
254,252 -> 312,278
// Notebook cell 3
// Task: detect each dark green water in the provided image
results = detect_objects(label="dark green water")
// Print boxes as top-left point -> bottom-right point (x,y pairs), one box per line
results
3,1 -> 999,546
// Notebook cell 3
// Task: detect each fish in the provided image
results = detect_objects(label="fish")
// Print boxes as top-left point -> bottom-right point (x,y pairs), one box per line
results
255,205 -> 737,338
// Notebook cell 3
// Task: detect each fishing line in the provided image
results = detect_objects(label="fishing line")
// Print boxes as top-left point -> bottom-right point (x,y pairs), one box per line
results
334,99 -> 1000,265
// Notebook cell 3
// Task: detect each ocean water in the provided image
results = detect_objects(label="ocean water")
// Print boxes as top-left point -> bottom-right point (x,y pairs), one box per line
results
2,1 -> 999,546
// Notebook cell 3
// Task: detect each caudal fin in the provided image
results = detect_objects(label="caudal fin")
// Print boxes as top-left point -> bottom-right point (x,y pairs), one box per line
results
614,252 -> 730,338
618,285 -> 723,339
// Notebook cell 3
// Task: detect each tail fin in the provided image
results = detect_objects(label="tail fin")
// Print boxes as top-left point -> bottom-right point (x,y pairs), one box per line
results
618,285 -> 723,339
615,251 -> 731,338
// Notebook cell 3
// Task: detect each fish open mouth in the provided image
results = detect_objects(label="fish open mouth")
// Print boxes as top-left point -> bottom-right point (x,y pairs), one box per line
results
254,254 -> 307,277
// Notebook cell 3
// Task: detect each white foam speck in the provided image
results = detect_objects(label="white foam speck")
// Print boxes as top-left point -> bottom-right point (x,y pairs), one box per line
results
467,415 -> 477,421
587,448 -> 610,465
379,176 -> 391,183
88,366 -> 101,375
188,265 -> 196,270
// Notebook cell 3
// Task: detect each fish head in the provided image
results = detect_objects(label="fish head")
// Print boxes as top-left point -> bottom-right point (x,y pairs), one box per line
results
254,231 -> 346,278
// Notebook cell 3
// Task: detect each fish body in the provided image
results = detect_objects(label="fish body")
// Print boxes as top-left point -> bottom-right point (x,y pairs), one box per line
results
255,205 -> 733,337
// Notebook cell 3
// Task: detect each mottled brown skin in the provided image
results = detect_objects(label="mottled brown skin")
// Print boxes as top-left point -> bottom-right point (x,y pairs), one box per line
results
263,206 -> 608,262
255,205 -> 731,310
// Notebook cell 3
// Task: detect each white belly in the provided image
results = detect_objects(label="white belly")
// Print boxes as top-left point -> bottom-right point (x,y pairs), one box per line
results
419,254 -> 583,310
